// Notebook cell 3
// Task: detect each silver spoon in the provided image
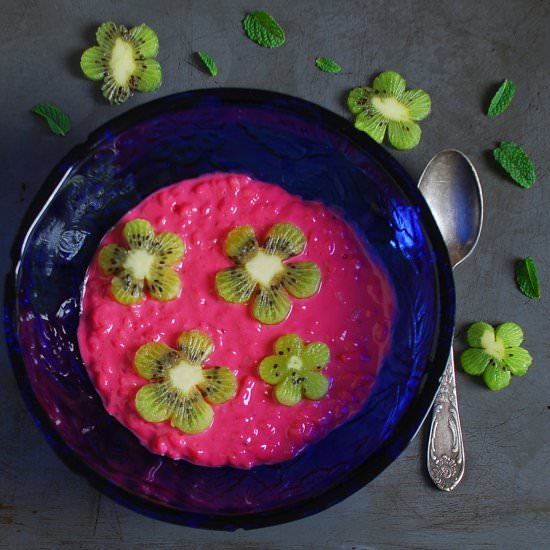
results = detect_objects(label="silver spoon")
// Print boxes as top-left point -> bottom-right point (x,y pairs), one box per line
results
418,149 -> 483,491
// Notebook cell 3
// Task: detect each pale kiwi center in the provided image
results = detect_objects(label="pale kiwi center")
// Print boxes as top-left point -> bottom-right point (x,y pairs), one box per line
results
481,331 -> 505,360
372,95 -> 409,122
168,361 -> 204,394
287,356 -> 303,370
123,249 -> 155,279
109,38 -> 137,85
245,250 -> 285,286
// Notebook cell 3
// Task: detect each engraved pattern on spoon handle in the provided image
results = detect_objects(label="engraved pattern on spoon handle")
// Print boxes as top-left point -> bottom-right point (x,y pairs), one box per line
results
427,349 -> 465,491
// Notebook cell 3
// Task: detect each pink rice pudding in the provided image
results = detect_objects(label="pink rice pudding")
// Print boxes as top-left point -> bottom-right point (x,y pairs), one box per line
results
77,173 -> 396,468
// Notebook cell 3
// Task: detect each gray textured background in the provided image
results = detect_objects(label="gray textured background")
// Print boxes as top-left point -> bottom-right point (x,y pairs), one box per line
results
1,0 -> 549,548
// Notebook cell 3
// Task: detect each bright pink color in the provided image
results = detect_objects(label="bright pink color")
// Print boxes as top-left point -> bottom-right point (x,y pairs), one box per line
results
77,173 -> 395,468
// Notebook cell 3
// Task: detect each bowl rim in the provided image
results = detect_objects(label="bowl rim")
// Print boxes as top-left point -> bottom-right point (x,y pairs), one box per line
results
5,87 -> 455,530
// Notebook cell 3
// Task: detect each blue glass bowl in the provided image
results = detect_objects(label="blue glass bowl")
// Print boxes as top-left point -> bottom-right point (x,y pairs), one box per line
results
5,89 -> 454,529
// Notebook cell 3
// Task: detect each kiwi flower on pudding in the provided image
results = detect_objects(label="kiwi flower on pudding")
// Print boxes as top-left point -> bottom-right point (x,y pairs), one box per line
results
80,22 -> 162,104
99,219 -> 184,305
460,322 -> 533,391
216,223 -> 321,324
134,330 -> 237,434
259,334 -> 330,406
347,71 -> 431,150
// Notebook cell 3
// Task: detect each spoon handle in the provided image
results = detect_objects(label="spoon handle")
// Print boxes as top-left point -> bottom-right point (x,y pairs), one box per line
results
427,348 -> 465,491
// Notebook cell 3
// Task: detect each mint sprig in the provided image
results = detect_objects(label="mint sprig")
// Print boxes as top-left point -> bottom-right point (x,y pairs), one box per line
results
31,103 -> 71,136
315,57 -> 341,74
493,141 -> 536,188
242,11 -> 285,48
487,79 -> 516,117
197,51 -> 218,76
515,256 -> 541,299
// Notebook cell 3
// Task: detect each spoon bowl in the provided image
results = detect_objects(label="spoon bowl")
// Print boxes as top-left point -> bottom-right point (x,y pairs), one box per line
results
418,149 -> 483,491
419,149 -> 483,268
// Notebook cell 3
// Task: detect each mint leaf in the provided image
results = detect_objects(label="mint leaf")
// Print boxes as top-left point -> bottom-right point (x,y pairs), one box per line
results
515,256 -> 541,299
243,11 -> 285,48
31,103 -> 71,136
197,51 -> 218,76
315,57 -> 341,74
487,79 -> 516,117
493,141 -> 536,188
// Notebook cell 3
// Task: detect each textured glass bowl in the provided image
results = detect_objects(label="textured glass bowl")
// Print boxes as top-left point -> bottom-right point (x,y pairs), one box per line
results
5,89 -> 454,529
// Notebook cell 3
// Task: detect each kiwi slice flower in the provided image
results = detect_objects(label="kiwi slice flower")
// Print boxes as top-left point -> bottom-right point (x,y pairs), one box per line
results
80,22 -> 162,104
259,334 -> 331,406
347,71 -> 431,150
460,322 -> 533,391
134,330 -> 237,434
99,219 -> 184,304
215,223 -> 321,324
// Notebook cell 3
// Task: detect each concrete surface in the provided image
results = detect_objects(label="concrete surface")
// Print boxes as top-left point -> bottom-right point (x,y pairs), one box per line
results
1,0 -> 549,548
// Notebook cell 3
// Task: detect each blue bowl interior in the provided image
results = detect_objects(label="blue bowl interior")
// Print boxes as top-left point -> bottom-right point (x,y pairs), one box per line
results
7,89 -> 454,529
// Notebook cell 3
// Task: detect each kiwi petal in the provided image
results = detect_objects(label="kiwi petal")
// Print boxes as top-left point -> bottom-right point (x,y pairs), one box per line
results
199,367 -> 237,404
347,86 -> 371,115
259,354 -> 289,384
387,120 -> 421,150
372,71 -> 406,97
123,219 -> 154,249
96,22 -> 125,48
111,271 -> 144,304
170,389 -> 214,434
263,223 -> 306,259
128,24 -> 160,57
274,376 -> 303,406
282,262 -> 321,298
101,75 -> 133,105
134,59 -> 162,93
466,322 -> 494,347
354,111 -> 388,144
216,266 -> 257,304
302,371 -> 329,400
503,347 -> 532,376
275,334 -> 304,357
135,383 -> 172,422
80,46 -> 106,81
146,264 -> 181,301
483,361 -> 511,391
461,348 -> 491,375
177,330 -> 214,364
302,342 -> 330,371
225,225 -> 259,264
98,244 -> 127,275
135,342 -> 175,379
495,322 -> 524,347
252,285 -> 291,324
402,89 -> 431,121
153,232 -> 185,266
